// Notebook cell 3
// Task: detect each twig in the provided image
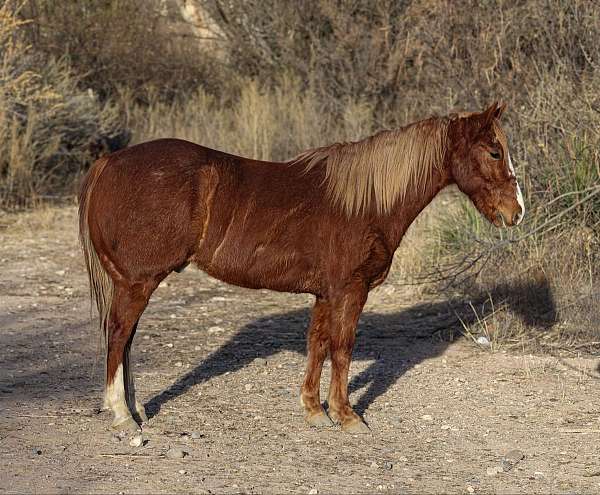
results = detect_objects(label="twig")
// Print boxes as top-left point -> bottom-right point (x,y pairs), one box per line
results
559,429 -> 600,434
16,414 -> 59,418
98,453 -> 156,458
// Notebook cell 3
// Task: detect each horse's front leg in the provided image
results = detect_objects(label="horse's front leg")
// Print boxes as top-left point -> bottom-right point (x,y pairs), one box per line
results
327,282 -> 370,433
301,296 -> 333,427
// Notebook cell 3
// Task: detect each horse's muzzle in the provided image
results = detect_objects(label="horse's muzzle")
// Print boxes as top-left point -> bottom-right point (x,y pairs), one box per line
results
495,205 -> 523,227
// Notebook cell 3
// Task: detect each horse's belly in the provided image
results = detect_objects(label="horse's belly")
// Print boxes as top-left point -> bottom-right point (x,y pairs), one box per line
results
198,241 -> 318,294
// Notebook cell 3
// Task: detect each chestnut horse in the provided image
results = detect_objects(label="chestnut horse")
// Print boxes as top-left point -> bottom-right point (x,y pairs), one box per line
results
79,102 -> 524,434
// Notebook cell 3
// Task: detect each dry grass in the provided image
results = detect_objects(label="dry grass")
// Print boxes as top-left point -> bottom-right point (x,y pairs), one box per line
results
127,77 -> 375,161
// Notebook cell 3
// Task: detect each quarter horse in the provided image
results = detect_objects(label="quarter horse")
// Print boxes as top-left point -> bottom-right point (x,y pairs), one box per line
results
79,102 -> 524,434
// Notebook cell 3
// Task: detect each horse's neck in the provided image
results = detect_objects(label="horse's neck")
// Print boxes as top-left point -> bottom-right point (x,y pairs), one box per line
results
383,164 -> 452,251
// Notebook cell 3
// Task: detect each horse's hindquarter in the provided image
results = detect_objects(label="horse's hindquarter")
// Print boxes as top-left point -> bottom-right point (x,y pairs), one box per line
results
88,139 -> 211,281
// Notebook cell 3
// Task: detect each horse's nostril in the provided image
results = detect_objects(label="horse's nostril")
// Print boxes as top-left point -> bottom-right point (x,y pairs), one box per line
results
512,211 -> 522,225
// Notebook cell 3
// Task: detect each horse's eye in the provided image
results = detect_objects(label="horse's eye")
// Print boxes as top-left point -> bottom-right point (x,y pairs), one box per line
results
490,151 -> 501,160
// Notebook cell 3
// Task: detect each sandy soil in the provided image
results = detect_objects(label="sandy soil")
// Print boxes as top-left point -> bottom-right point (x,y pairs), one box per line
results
1,207 -> 600,494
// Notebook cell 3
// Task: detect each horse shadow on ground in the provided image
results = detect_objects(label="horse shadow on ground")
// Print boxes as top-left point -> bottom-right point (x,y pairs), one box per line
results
146,276 -> 557,419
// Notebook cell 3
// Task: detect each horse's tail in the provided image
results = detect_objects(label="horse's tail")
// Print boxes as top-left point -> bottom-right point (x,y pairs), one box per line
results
78,156 -> 114,365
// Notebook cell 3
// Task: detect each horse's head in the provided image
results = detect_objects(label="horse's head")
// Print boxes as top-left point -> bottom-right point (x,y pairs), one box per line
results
448,102 -> 524,227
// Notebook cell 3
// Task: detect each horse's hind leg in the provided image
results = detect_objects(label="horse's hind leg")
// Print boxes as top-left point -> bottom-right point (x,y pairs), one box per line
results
300,297 -> 333,427
105,282 -> 153,432
125,321 -> 148,424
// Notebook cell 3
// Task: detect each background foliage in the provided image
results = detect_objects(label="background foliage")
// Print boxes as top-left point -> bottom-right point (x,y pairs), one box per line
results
1,0 -> 598,349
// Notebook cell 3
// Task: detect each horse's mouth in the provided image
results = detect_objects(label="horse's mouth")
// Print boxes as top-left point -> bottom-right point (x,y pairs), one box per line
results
492,210 -> 506,227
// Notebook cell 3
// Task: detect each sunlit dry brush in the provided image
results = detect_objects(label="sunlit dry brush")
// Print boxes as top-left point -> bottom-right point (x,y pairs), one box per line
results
0,1 -> 122,209
3,0 -> 599,349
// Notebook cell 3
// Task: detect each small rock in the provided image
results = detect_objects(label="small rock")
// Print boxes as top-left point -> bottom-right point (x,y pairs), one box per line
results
166,447 -> 186,459
175,361 -> 183,367
504,449 -> 525,464
309,489 -> 318,495
208,326 -> 224,334
421,414 -> 433,421
165,343 -> 174,348
466,486 -> 475,494
255,358 -> 268,366
441,424 -> 451,430
501,450 -> 525,472
178,469 -> 187,475
370,461 -> 379,469
129,435 -> 143,447
194,345 -> 202,351
32,448 -> 42,455
383,461 -> 393,471
476,336 -> 491,347
244,384 -> 253,391
190,431 -> 204,440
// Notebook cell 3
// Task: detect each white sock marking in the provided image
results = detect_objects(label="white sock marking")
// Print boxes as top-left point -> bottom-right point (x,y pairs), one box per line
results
105,364 -> 130,420
507,151 -> 524,225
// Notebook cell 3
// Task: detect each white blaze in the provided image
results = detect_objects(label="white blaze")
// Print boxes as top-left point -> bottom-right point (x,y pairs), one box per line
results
507,151 -> 524,225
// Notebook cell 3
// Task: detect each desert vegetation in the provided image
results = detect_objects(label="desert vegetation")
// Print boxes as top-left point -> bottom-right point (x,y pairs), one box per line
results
1,0 -> 598,349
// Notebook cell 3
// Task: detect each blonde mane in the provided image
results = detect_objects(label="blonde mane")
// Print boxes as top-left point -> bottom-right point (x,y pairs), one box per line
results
292,117 -> 449,216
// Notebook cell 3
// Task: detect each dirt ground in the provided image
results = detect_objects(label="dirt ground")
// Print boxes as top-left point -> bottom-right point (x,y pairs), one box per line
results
1,207 -> 600,494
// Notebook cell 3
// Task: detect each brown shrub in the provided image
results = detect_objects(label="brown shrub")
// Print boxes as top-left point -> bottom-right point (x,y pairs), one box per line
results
0,1 -> 124,209
21,0 -> 228,99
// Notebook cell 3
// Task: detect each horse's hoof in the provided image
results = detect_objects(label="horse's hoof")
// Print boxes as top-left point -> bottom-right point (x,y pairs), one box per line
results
135,402 -> 148,423
305,411 -> 334,428
342,419 -> 371,434
111,416 -> 141,433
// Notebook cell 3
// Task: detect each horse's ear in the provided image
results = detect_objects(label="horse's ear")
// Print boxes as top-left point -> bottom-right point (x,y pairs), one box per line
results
480,101 -> 506,126
495,101 -> 507,119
